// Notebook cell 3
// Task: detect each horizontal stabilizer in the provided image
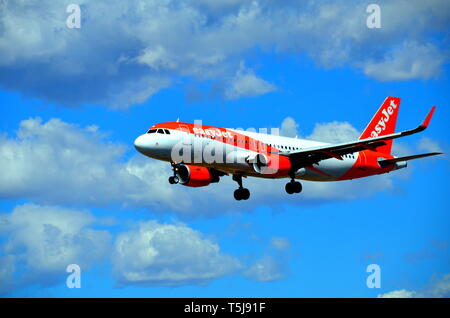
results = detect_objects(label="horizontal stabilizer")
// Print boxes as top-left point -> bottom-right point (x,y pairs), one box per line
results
378,152 -> 443,167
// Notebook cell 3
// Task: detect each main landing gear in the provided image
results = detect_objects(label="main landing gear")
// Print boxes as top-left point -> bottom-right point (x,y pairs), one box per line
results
232,174 -> 250,201
285,176 -> 302,194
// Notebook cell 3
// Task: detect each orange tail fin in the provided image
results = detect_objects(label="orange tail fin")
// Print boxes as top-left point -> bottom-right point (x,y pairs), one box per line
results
359,96 -> 401,154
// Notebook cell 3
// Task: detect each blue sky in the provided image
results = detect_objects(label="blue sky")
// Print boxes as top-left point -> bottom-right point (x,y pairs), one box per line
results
0,0 -> 449,298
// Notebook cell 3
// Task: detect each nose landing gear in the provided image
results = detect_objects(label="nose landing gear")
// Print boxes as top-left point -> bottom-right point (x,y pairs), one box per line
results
168,175 -> 179,184
232,174 -> 250,201
169,162 -> 180,184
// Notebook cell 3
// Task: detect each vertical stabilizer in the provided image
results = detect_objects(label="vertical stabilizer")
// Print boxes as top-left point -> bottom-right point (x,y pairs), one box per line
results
359,96 -> 401,154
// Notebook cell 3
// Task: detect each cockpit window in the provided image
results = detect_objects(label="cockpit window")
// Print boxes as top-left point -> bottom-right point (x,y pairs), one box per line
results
164,129 -> 170,134
147,129 -> 157,134
157,129 -> 165,134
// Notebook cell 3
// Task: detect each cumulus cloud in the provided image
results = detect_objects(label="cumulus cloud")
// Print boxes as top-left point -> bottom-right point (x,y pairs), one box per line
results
112,221 -> 241,287
0,256 -> 16,294
0,117 -> 194,211
0,203 -> 111,294
0,117 -> 135,206
279,116 -> 360,142
244,256 -> 288,282
224,62 -> 277,100
378,273 -> 450,298
0,0 -> 448,108
378,289 -> 417,298
0,117 -> 401,216
363,41 -> 446,81
280,117 -> 299,138
307,121 -> 360,143
0,204 -> 247,293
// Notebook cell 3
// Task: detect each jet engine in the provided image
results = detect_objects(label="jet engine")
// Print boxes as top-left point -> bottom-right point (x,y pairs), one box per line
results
174,164 -> 219,187
247,153 -> 291,176
246,153 -> 269,173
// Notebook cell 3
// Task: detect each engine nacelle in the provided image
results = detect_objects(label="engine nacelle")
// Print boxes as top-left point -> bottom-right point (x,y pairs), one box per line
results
175,164 -> 215,187
246,153 -> 269,173
248,153 -> 291,176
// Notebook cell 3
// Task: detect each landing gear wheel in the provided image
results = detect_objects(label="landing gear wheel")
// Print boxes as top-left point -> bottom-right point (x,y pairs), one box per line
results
241,188 -> 250,200
233,188 -> 250,201
234,189 -> 242,201
293,181 -> 302,193
232,174 -> 250,201
285,182 -> 294,194
285,181 -> 302,194
168,176 -> 179,184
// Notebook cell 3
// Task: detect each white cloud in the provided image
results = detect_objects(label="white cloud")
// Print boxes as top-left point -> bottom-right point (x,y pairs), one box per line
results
109,76 -> 172,110
0,203 -> 248,293
0,0 -> 448,108
426,273 -> 450,298
378,289 -> 417,298
363,41 -> 446,81
0,117 -> 401,216
224,62 -> 277,100
378,273 -> 450,298
0,117 -> 197,211
112,221 -> 241,286
307,121 -> 360,143
0,203 -> 111,293
0,117 -> 134,205
0,256 -> 16,295
136,46 -> 179,71
280,117 -> 299,138
244,256 -> 287,282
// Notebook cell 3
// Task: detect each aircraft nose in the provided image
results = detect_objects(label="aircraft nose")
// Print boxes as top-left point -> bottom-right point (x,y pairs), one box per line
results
134,134 -> 148,152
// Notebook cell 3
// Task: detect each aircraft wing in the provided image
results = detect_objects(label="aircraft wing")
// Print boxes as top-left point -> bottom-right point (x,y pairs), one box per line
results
276,106 -> 437,168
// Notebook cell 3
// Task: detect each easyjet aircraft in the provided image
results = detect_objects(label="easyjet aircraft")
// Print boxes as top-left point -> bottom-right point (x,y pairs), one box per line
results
134,97 -> 442,200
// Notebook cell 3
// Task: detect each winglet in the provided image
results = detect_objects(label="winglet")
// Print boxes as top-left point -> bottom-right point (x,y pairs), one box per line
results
421,106 -> 436,129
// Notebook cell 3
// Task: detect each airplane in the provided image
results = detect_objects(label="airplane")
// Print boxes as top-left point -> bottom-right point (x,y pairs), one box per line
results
134,97 -> 442,200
